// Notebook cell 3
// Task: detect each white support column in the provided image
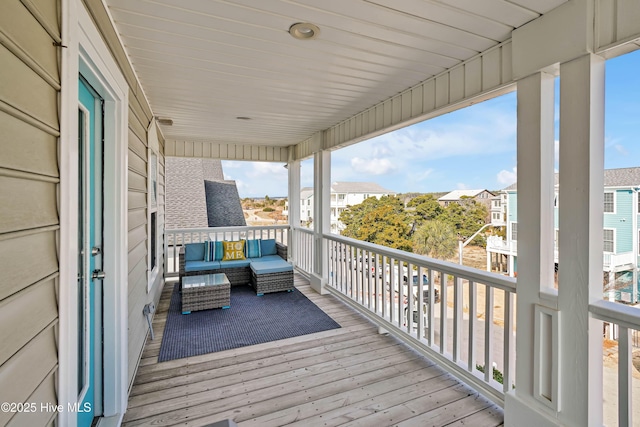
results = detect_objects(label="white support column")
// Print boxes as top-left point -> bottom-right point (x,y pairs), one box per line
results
287,159 -> 301,265
505,71 -> 557,426
310,149 -> 331,294
557,53 -> 605,427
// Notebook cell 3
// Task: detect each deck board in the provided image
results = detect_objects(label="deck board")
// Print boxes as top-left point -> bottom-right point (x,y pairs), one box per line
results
124,273 -> 503,427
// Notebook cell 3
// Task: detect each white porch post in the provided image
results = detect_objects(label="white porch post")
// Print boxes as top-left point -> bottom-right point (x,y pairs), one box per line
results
310,149 -> 331,294
287,159 -> 301,265
557,53 -> 605,427
505,71 -> 557,426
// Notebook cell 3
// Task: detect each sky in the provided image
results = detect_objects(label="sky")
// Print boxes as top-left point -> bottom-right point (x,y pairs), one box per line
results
223,50 -> 640,198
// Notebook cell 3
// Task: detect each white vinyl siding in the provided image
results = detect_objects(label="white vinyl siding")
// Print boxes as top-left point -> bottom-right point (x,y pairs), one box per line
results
0,0 -> 61,424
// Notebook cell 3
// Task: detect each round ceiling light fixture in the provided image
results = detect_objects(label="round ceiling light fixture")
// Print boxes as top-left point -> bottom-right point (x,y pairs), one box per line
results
289,22 -> 320,40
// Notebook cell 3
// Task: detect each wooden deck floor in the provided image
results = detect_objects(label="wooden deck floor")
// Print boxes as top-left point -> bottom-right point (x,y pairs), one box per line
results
124,273 -> 504,427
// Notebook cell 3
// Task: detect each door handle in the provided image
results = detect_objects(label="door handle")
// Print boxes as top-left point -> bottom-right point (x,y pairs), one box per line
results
92,270 -> 106,280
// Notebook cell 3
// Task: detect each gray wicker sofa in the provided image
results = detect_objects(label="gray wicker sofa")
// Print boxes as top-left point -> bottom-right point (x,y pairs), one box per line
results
179,239 -> 294,295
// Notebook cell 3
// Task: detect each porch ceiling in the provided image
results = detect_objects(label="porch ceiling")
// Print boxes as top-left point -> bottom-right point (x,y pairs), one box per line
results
106,0 -> 567,147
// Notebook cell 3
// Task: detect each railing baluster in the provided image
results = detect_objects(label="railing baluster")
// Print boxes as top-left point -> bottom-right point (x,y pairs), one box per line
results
397,260 -> 403,329
484,284 -> 494,383
468,280 -> 477,373
503,290 -> 514,392
619,326 -> 632,427
381,255 -> 387,319
440,271 -> 447,354
453,276 -> 462,362
406,262 -> 413,335
416,266 -> 424,341
427,268 -> 435,346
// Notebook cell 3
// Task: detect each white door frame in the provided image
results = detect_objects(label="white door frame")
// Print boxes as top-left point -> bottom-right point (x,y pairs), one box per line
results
59,0 -> 129,425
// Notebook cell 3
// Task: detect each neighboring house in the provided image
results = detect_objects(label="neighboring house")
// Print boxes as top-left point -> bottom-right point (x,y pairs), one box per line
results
299,182 -> 396,233
487,167 -> 640,303
438,189 -> 495,223
165,158 -> 246,229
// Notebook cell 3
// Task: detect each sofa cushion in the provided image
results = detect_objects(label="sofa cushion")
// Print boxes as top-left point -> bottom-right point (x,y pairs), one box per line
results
222,240 -> 246,261
254,255 -> 283,263
218,259 -> 251,269
185,260 -> 220,272
204,241 -> 224,262
185,243 -> 205,261
244,239 -> 262,258
250,259 -> 293,275
260,239 -> 277,256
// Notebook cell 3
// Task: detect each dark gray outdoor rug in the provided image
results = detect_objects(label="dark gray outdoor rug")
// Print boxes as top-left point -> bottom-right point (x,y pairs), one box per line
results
158,284 -> 341,362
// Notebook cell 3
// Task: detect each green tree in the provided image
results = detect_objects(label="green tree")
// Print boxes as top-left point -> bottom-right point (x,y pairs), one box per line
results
412,220 -> 458,260
340,196 -> 413,251
407,194 -> 443,223
358,204 -> 413,251
437,197 -> 488,245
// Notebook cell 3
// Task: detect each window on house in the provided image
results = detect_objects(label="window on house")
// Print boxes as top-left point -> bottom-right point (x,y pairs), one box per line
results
338,194 -> 345,200
604,192 -> 614,213
147,150 -> 159,289
603,229 -> 614,253
511,222 -> 518,241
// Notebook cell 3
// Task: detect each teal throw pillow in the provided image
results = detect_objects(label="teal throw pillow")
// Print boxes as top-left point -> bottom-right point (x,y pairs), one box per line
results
245,239 -> 262,258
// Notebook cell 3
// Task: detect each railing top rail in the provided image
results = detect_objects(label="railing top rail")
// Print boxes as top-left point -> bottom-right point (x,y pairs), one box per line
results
166,225 -> 290,234
590,300 -> 640,330
324,232 -> 517,292
292,226 -> 314,235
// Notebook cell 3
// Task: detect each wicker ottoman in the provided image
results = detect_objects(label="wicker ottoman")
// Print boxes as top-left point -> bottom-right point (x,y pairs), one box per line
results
250,261 -> 294,295
182,273 -> 231,314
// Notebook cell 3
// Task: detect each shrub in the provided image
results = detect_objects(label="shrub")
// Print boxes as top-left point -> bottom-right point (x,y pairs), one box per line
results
476,364 -> 504,384
263,207 -> 275,212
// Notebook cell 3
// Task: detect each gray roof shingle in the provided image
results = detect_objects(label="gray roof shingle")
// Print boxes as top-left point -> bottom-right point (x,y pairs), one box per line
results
165,158 -> 246,229
502,167 -> 640,191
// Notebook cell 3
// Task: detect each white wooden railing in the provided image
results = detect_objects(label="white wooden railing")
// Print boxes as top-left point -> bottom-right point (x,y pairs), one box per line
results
164,225 -> 289,277
292,226 -> 314,274
590,300 -> 640,426
316,233 -> 517,404
603,251 -> 636,269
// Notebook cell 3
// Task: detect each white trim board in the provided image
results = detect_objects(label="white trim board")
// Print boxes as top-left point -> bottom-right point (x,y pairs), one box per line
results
59,0 -> 129,425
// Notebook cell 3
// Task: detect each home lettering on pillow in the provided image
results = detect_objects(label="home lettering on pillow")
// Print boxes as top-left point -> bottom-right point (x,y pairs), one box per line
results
222,240 -> 246,261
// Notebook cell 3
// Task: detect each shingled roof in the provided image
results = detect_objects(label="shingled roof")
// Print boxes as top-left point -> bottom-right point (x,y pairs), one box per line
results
501,167 -> 640,191
165,158 -> 246,229
331,181 -> 395,194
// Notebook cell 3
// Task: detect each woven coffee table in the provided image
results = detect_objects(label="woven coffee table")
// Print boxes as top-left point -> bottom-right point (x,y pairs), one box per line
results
181,273 -> 231,314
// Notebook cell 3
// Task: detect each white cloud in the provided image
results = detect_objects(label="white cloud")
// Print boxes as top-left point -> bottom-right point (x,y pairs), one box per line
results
614,144 -> 629,155
456,182 -> 469,190
351,157 -> 396,175
414,168 -> 434,181
246,162 -> 287,178
497,167 -> 517,186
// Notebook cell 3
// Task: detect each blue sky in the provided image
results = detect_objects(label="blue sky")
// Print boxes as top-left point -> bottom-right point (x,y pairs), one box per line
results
224,50 -> 640,198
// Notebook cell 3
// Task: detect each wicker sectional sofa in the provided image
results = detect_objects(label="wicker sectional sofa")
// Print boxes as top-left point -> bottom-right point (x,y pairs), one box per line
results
179,239 -> 294,295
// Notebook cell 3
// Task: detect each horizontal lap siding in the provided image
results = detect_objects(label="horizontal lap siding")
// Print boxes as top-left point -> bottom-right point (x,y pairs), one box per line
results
0,1 -> 60,425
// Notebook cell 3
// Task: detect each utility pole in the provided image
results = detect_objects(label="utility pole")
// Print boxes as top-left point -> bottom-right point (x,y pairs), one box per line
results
458,223 -> 492,265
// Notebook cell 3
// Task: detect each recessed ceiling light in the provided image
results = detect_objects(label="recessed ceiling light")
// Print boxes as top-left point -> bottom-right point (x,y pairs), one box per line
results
236,116 -> 252,120
289,22 -> 320,40
156,117 -> 173,126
